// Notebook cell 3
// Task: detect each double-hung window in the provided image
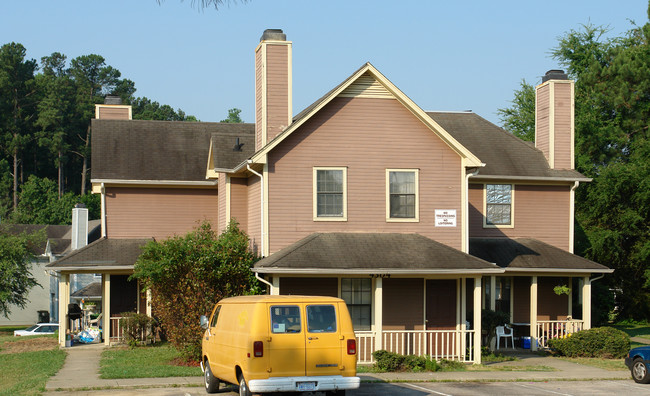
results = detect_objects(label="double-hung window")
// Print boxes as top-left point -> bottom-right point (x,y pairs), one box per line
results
485,184 -> 513,227
386,169 -> 419,221
313,167 -> 347,221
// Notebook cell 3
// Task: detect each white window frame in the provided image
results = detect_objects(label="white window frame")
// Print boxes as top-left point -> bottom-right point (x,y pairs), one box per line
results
313,167 -> 347,221
483,183 -> 515,228
386,169 -> 419,222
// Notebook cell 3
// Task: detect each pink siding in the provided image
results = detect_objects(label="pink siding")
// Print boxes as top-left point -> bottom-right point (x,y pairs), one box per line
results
536,84 -> 550,162
106,187 -> 218,239
98,107 -> 129,120
218,173 -> 227,233
265,45 -> 290,142
255,49 -> 264,151
247,176 -> 261,256
230,177 -> 248,231
468,183 -> 571,250
553,83 -> 573,169
267,96 -> 463,254
255,43 -> 289,150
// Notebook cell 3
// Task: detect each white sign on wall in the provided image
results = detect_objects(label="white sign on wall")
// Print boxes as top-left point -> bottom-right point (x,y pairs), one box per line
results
435,209 -> 457,227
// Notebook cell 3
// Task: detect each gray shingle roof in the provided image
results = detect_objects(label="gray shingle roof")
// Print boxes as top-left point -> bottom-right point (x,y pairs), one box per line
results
91,119 -> 254,181
254,233 -> 500,273
1,221 -> 101,256
71,282 -> 101,298
47,237 -> 151,270
469,238 -> 612,272
211,130 -> 256,170
427,112 -> 587,180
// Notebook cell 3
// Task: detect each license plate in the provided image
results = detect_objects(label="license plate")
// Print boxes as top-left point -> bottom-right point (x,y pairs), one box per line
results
297,381 -> 316,391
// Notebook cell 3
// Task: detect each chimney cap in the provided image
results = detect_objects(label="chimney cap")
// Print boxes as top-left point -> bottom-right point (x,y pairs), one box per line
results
260,29 -> 286,42
542,69 -> 568,83
104,95 -> 122,105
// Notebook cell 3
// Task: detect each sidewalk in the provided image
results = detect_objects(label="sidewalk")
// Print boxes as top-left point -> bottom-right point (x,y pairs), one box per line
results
44,344 -> 631,394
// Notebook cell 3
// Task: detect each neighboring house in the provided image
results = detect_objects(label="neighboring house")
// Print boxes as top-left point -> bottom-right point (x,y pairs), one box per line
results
47,30 -> 611,363
1,207 -> 100,326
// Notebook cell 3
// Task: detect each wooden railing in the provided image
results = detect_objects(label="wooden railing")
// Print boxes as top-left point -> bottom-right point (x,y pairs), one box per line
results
109,316 -> 124,344
536,320 -> 585,348
355,329 -> 475,364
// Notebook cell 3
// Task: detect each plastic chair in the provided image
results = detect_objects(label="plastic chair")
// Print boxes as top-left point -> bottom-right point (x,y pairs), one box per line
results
89,312 -> 103,328
496,324 -> 514,349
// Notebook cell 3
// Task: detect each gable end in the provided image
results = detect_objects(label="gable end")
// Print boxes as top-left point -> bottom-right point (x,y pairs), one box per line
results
340,73 -> 393,99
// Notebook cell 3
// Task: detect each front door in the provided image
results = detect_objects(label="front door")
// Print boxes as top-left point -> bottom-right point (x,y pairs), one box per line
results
305,304 -> 342,377
425,280 -> 457,356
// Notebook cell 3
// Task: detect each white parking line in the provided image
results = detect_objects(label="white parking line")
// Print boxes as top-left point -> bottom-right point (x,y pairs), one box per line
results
403,383 -> 453,396
515,383 -> 574,395
603,380 -> 650,392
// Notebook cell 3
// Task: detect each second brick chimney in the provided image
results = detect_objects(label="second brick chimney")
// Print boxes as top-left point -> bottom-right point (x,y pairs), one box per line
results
255,29 -> 292,150
535,70 -> 575,169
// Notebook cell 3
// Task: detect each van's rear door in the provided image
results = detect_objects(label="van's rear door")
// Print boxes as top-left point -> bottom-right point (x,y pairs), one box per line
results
304,304 -> 343,377
267,304 -> 306,377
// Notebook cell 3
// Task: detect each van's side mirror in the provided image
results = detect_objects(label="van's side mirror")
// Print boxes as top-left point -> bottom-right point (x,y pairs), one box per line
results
200,315 -> 209,330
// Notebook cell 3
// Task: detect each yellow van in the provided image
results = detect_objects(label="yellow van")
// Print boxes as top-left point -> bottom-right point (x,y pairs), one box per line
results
200,295 -> 360,395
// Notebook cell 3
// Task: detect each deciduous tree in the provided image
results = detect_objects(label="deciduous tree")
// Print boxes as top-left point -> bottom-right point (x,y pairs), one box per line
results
132,220 -> 260,359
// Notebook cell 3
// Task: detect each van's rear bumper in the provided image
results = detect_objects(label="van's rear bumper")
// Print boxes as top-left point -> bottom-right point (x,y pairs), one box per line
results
248,375 -> 360,393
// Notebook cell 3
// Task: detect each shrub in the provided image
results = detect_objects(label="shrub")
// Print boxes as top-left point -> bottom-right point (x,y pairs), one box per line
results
371,350 -> 444,372
547,326 -> 630,358
119,312 -> 156,348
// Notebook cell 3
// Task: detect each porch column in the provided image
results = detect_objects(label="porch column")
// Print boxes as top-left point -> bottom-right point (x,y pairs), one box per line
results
568,277 -> 573,318
374,277 -> 383,350
270,276 -> 280,295
103,274 -> 111,346
146,289 -> 152,317
582,276 -> 591,329
460,278 -> 467,360
57,273 -> 70,346
530,276 -> 538,351
490,276 -> 496,311
473,277 -> 481,364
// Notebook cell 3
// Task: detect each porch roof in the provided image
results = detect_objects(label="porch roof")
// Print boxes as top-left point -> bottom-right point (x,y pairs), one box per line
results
469,238 -> 613,273
46,237 -> 151,271
254,233 -> 503,274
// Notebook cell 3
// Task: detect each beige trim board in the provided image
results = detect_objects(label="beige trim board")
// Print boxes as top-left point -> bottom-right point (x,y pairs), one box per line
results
470,175 -> 591,183
504,268 -> 614,274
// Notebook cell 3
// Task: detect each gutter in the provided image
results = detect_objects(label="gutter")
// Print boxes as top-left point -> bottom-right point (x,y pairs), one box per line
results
503,267 -> 614,274
469,175 -> 592,183
253,268 -> 505,275
92,179 -> 218,187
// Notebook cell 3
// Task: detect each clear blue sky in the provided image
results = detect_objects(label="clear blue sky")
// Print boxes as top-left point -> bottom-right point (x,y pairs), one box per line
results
2,0 -> 647,125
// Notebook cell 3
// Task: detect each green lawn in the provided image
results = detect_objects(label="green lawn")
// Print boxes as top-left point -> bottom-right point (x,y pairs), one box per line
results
100,343 -> 202,379
0,326 -> 66,396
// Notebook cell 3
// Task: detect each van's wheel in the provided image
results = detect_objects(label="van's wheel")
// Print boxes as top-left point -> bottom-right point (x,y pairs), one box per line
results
203,360 -> 220,393
239,375 -> 252,396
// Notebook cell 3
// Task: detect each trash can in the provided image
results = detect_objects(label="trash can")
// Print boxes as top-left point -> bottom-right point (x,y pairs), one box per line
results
37,310 -> 50,323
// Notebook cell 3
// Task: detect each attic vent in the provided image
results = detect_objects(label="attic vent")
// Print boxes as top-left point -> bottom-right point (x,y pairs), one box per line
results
233,137 -> 244,152
340,73 -> 393,99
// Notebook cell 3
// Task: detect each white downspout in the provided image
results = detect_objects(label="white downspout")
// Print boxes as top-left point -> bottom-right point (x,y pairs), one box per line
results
569,181 -> 579,253
255,273 -> 273,289
247,162 -> 265,257
100,183 -> 107,238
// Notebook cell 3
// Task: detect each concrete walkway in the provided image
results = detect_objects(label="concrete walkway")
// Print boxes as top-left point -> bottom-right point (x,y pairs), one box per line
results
45,344 -> 201,392
44,345 -> 632,394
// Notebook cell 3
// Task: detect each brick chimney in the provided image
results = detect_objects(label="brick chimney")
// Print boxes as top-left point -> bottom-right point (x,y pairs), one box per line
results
95,95 -> 132,120
535,70 -> 575,169
255,29 -> 292,150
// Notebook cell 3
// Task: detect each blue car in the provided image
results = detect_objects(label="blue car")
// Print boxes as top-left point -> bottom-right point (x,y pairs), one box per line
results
626,346 -> 650,383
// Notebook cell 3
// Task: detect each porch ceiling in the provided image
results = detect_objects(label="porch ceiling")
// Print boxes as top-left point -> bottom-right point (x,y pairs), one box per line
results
469,238 -> 613,273
254,233 -> 502,274
46,237 -> 151,271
